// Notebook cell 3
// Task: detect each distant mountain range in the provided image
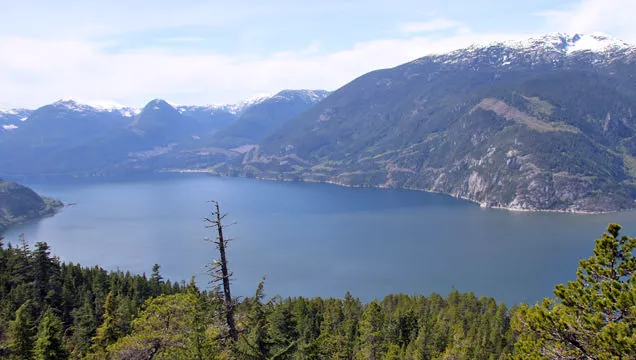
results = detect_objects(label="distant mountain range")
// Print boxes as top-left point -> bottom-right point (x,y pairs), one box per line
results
0,90 -> 330,177
2,33 -> 636,212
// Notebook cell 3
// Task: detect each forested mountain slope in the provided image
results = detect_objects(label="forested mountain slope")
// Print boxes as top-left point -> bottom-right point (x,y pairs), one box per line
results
234,33 -> 636,212
0,180 -> 62,233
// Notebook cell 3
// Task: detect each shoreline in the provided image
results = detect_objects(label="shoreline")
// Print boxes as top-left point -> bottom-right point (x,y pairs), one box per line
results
163,168 -> 620,215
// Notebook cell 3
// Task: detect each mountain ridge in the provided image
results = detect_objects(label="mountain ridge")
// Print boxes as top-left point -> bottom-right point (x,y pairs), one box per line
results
2,33 -> 636,212
0,89 -> 330,177
217,33 -> 636,213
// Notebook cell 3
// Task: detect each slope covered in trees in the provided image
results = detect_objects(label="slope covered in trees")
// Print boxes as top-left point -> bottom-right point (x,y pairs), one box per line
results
0,180 -> 63,233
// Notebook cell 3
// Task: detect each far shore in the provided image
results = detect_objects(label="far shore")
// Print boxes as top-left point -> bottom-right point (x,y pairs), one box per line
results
162,168 -> 622,215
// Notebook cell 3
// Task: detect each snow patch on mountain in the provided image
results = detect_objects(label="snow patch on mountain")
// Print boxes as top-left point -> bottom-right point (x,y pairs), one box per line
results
52,98 -> 141,117
227,93 -> 273,114
120,108 -> 141,117
432,33 -> 635,67
10,89 -> 330,119
0,109 -> 19,115
273,89 -> 331,103
513,33 -> 630,54
53,98 -> 112,112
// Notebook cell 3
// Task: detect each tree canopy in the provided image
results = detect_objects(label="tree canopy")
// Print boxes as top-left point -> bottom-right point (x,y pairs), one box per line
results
514,223 -> 636,359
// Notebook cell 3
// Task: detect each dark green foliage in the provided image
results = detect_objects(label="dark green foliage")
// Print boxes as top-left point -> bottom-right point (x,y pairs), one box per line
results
0,236 -> 516,359
238,290 -> 514,360
9,222 -> 634,358
34,308 -> 67,360
107,292 -> 220,359
9,299 -> 37,359
358,300 -> 385,359
0,238 -> 184,359
513,223 -> 636,359
235,280 -> 296,359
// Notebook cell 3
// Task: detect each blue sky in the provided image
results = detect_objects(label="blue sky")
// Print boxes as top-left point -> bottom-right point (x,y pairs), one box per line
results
0,0 -> 634,108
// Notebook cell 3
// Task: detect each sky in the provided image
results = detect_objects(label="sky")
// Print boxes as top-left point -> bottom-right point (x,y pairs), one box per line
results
0,0 -> 635,109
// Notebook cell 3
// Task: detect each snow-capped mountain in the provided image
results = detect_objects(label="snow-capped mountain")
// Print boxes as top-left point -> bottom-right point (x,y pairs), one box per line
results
2,90 -> 331,127
208,89 -> 332,148
269,89 -> 331,104
425,33 -> 635,70
175,90 -> 330,117
50,98 -> 140,118
0,88 -> 331,175
249,33 -> 636,213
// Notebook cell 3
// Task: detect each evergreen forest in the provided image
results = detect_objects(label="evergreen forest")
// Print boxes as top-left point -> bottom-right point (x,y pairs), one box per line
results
0,213 -> 634,359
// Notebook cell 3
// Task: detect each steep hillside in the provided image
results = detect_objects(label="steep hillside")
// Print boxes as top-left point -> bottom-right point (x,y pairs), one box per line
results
233,33 -> 636,212
0,180 -> 63,233
210,90 -> 330,148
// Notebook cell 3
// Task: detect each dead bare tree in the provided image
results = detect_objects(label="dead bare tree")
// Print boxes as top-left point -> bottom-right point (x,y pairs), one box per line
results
204,200 -> 238,342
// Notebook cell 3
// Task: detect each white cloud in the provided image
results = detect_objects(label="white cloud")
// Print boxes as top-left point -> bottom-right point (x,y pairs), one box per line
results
399,18 -> 462,34
0,30 -> 529,109
538,0 -> 636,43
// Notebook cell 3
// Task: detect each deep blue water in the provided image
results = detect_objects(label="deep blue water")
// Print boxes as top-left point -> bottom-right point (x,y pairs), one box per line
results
4,174 -> 636,304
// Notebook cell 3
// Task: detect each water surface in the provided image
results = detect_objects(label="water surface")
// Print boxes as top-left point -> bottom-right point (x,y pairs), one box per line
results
4,174 -> 635,304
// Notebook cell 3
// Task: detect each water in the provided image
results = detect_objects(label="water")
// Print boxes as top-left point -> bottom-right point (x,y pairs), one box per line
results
4,174 -> 636,304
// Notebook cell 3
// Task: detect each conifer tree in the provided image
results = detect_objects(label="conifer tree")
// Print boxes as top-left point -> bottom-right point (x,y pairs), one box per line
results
107,293 -> 218,359
358,300 -> 386,360
150,263 -> 163,296
91,291 -> 123,354
513,223 -> 636,359
33,242 -> 58,306
9,299 -> 37,360
68,298 -> 98,359
34,308 -> 67,360
236,280 -> 296,359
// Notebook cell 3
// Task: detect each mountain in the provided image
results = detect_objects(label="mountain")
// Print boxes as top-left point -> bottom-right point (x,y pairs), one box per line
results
210,90 -> 330,148
227,33 -> 636,212
130,99 -> 203,144
0,180 -> 63,233
0,91 -> 329,178
0,100 -> 137,175
0,109 -> 31,133
176,105 -> 237,133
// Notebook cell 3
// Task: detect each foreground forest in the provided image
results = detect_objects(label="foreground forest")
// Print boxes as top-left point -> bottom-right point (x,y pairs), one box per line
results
0,219 -> 634,359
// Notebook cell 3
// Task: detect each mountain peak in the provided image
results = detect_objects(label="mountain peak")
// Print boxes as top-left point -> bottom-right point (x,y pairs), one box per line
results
52,98 -> 89,111
509,32 -> 631,54
274,89 -> 331,103
143,99 -> 177,112
51,98 -> 130,112
424,32 -> 635,69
